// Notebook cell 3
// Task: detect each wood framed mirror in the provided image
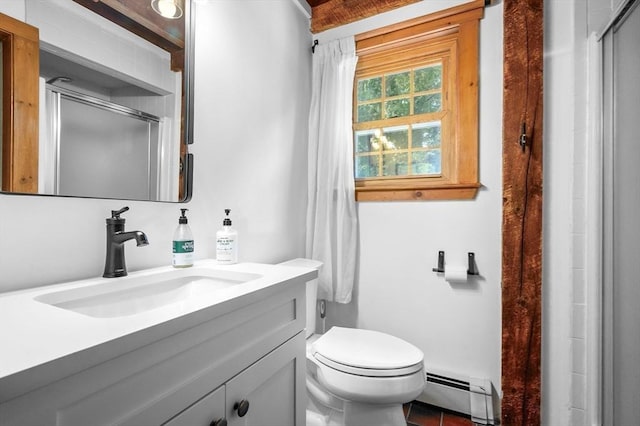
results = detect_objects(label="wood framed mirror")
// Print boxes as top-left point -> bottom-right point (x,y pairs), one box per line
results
0,0 -> 194,202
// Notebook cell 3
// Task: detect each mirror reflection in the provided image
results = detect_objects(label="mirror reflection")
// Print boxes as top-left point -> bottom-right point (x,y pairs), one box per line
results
0,0 -> 192,202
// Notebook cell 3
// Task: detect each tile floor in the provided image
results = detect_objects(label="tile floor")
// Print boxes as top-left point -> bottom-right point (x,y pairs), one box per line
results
403,401 -> 477,426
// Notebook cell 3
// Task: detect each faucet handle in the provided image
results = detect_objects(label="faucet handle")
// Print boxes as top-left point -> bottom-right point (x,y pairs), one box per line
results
111,206 -> 130,219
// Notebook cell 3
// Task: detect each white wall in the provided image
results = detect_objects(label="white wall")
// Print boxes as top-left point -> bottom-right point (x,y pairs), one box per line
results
316,0 -> 504,395
0,1 -> 24,20
190,0 -> 311,263
0,0 -> 311,292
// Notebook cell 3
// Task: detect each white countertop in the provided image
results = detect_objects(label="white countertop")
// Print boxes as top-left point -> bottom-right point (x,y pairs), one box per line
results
0,260 -> 316,399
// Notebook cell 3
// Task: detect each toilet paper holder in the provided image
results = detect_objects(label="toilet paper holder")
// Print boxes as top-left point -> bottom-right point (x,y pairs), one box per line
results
432,251 -> 479,276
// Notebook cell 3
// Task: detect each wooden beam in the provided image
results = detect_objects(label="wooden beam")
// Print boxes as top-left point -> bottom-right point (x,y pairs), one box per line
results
311,0 -> 420,33
501,0 -> 544,424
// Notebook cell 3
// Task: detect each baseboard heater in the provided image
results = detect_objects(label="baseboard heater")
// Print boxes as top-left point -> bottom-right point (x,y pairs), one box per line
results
418,371 -> 495,425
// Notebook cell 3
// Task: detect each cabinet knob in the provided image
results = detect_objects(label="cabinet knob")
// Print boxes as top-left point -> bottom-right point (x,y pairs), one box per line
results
209,418 -> 227,426
234,399 -> 250,417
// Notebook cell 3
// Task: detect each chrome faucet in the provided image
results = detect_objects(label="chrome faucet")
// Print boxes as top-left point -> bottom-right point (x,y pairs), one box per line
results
103,207 -> 149,278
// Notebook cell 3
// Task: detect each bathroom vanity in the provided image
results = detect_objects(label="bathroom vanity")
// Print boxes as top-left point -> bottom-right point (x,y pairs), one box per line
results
0,261 -> 315,426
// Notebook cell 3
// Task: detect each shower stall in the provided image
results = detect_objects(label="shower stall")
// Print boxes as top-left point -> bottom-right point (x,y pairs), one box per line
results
41,85 -> 173,201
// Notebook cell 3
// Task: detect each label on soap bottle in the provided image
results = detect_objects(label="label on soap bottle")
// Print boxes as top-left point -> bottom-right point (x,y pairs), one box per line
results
216,236 -> 236,264
173,240 -> 194,266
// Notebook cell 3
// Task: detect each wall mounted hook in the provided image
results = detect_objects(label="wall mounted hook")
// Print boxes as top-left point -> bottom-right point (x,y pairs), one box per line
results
519,122 -> 528,151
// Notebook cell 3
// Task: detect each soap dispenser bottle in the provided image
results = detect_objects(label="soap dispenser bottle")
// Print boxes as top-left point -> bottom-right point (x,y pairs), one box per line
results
173,208 -> 194,268
216,209 -> 237,265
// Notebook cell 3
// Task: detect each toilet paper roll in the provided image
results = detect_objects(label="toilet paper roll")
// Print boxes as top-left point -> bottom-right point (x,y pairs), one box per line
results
445,266 -> 468,283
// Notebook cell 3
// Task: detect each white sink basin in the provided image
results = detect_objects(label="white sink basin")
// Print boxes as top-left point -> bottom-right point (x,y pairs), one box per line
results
0,260 -> 318,397
35,267 -> 261,318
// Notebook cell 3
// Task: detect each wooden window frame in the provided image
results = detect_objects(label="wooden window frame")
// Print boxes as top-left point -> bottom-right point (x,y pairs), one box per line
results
1,12 -> 39,194
354,0 -> 484,201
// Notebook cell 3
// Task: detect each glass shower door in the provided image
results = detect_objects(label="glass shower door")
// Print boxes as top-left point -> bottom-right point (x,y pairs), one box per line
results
49,90 -> 161,200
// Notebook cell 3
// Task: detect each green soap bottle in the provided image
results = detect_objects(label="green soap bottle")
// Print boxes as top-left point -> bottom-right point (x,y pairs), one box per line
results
173,209 -> 194,268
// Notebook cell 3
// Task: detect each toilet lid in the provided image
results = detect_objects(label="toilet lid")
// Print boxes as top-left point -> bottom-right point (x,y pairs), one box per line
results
311,327 -> 424,373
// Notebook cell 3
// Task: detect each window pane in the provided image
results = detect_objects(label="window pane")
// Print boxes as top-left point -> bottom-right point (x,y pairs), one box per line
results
383,152 -> 409,176
414,93 -> 442,114
355,130 -> 378,153
412,150 -> 441,175
385,98 -> 410,118
385,71 -> 410,97
357,77 -> 382,101
357,103 -> 382,122
412,122 -> 441,148
415,65 -> 442,92
382,126 -> 408,150
355,155 -> 379,178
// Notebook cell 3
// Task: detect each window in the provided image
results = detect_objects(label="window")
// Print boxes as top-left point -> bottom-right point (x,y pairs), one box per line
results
355,63 -> 445,179
353,0 -> 484,201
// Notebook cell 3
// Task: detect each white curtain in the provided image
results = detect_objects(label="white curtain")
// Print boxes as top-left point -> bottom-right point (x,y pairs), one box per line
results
306,37 -> 358,304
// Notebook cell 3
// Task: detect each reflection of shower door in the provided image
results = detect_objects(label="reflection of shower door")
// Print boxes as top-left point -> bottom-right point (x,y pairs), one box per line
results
602,1 -> 640,424
48,89 -> 160,200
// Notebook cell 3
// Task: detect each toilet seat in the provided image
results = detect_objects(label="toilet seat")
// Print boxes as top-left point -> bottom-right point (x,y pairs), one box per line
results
311,327 -> 424,377
314,352 -> 423,377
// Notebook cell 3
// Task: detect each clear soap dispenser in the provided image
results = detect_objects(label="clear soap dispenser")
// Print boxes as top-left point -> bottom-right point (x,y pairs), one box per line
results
173,208 -> 194,268
216,209 -> 238,264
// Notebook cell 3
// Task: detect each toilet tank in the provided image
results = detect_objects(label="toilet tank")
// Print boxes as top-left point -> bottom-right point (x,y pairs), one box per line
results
278,258 -> 323,338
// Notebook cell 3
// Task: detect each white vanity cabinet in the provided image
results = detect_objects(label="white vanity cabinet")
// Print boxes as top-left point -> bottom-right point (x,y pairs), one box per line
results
0,275 -> 307,426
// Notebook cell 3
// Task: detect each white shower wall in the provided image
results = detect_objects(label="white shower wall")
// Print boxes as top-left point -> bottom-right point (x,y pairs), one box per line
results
575,1 -> 630,424
545,0 -> 628,424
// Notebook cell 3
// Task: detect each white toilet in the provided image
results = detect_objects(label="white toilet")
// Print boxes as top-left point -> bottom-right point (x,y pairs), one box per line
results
279,259 -> 425,426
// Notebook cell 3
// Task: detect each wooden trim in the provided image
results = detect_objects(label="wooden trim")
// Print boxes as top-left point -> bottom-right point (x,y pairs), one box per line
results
355,35 -> 456,75
1,13 -> 39,194
355,0 -> 485,51
501,0 -> 544,424
356,182 -> 480,201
